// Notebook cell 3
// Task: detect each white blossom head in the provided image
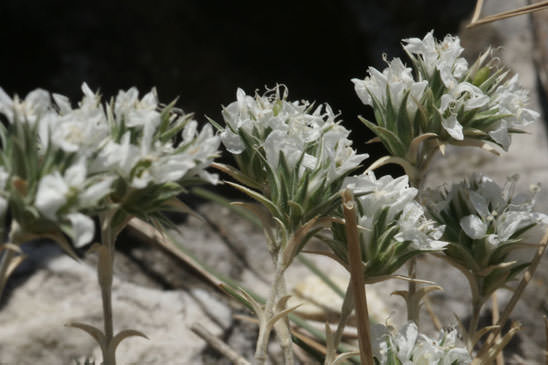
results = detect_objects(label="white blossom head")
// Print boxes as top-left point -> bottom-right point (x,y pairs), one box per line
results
0,84 -> 220,251
352,31 -> 540,169
0,87 -> 52,126
425,174 -> 548,299
87,86 -> 221,191
375,322 -> 471,365
218,86 -> 367,234
329,172 -> 447,279
352,57 -> 428,121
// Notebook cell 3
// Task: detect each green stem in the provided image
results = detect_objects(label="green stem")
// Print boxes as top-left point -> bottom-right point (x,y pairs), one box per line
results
147,224 -> 359,361
405,159 -> 431,326
467,298 -> 483,352
331,283 -> 354,361
98,212 -> 117,365
407,258 -> 419,323
274,276 -> 295,365
254,255 -> 286,365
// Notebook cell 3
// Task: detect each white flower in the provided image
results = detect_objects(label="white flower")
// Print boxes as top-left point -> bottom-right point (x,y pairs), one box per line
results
34,159 -> 114,247
487,75 -> 540,150
345,171 -> 417,225
344,172 -> 446,252
95,132 -> 141,179
39,85 -> 109,155
403,31 -> 468,89
460,215 -> 487,240
114,87 -> 160,128
323,125 -> 368,182
376,322 -> 471,365
222,86 -> 367,185
438,82 -> 489,140
0,87 -> 52,126
393,321 -> 419,361
440,113 -> 463,140
221,86 -> 321,153
67,213 -> 95,247
396,202 -> 447,251
429,174 -> 548,252
97,115 -> 219,189
35,172 -> 71,220
264,130 -> 310,171
35,159 -> 114,220
352,57 -> 427,119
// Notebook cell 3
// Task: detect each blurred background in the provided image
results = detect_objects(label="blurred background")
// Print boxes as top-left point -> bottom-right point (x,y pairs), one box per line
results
0,0 -> 476,180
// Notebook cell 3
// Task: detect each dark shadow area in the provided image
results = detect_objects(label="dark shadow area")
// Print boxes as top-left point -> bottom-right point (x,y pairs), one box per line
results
0,0 -> 475,190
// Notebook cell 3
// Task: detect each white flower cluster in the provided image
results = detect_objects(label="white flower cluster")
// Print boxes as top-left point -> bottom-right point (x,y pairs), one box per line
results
404,32 -> 538,149
403,32 -> 468,89
221,86 -> 367,184
0,88 -> 51,127
352,58 -> 428,121
344,171 -> 446,252
427,174 -> 548,251
96,86 -> 220,188
486,74 -> 539,150
375,322 -> 471,365
0,84 -> 220,246
352,31 -> 538,152
34,159 -> 115,247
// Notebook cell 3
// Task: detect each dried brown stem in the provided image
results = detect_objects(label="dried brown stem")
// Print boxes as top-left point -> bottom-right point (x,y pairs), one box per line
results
127,218 -> 224,288
191,323 -> 251,365
423,294 -> 442,331
342,190 -> 373,364
467,1 -> 548,28
470,0 -> 485,24
478,227 -> 548,357
492,292 -> 504,365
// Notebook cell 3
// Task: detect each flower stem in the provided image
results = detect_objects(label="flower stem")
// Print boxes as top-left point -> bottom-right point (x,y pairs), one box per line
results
254,254 -> 286,365
98,212 -> 117,365
406,258 -> 420,324
333,285 -> 354,351
467,298 -> 482,351
275,277 -> 295,365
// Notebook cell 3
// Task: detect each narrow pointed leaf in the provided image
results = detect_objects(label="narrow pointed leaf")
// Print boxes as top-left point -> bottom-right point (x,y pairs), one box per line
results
110,329 -> 149,353
66,322 -> 106,350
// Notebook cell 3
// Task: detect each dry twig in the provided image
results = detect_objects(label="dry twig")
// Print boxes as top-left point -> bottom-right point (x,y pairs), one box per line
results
342,190 -> 374,364
478,228 -> 548,357
191,323 -> 251,365
467,0 -> 548,28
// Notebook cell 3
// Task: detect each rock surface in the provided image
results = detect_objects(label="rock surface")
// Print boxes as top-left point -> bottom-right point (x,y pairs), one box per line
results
0,243 -> 230,364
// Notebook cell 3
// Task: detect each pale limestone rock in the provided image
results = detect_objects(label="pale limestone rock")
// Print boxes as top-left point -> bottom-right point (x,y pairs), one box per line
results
0,251 -> 228,364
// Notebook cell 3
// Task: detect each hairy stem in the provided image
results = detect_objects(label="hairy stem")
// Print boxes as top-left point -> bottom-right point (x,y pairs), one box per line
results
254,253 -> 286,365
275,275 -> 295,365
